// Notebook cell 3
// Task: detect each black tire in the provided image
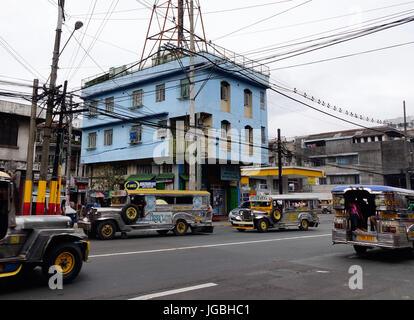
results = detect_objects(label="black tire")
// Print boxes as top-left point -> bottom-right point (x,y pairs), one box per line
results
256,219 -> 269,233
121,204 -> 140,225
299,219 -> 309,231
270,209 -> 283,223
157,230 -> 169,235
96,220 -> 117,240
173,220 -> 188,236
42,242 -> 83,284
354,245 -> 368,255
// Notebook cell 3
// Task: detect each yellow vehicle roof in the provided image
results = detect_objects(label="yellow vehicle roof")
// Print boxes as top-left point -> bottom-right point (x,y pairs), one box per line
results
127,189 -> 210,196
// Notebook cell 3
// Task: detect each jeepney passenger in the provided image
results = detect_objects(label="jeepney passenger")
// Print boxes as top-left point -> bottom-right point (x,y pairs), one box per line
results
348,202 -> 363,231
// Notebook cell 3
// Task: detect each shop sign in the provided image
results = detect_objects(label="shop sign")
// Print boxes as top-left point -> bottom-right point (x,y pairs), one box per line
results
220,166 -> 240,181
124,180 -> 157,191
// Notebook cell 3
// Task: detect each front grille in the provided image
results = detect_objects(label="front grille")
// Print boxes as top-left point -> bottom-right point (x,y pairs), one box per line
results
240,210 -> 252,221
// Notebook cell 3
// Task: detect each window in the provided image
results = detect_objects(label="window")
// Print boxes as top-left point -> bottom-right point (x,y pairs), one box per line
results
221,82 -> 229,101
104,129 -> 113,146
245,126 -> 253,155
261,126 -> 266,144
130,125 -> 142,144
88,132 -> 97,149
175,196 -> 193,205
132,89 -> 143,108
221,121 -> 231,152
220,81 -> 231,112
0,115 -> 18,146
156,84 -> 165,102
180,78 -> 190,99
88,101 -> 98,117
244,89 -> 252,118
137,164 -> 152,174
260,91 -> 265,110
105,97 -> 114,113
329,175 -> 360,185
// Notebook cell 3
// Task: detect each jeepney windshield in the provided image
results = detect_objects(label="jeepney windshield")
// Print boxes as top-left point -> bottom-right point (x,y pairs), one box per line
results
251,201 -> 271,208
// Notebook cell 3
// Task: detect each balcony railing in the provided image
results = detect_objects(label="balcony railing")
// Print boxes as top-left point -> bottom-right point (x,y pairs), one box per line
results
81,43 -> 270,89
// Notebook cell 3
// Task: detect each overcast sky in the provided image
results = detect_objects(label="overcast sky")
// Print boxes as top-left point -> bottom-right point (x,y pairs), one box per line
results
1,0 -> 414,139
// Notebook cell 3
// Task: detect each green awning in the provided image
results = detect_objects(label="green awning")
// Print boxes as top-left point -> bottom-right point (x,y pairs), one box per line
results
126,174 -> 156,182
179,174 -> 189,181
156,173 -> 175,181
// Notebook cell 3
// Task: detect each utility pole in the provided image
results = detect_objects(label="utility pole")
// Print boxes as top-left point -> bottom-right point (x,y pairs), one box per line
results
65,95 -> 73,208
278,129 -> 283,194
49,80 -> 67,215
23,79 -> 39,216
189,0 -> 197,190
37,0 -> 65,215
404,100 -> 408,139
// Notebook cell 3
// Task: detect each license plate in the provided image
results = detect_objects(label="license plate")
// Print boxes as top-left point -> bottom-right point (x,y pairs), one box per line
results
358,235 -> 375,242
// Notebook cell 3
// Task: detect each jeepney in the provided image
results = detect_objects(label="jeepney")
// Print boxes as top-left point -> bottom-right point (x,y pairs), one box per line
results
77,190 -> 214,240
0,172 -> 89,283
332,185 -> 414,255
229,194 -> 320,232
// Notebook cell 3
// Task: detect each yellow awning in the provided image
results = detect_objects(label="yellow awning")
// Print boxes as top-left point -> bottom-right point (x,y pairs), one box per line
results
241,168 -> 324,178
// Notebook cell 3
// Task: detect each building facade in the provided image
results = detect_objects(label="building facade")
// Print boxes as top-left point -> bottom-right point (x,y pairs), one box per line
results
291,126 -> 414,192
80,51 -> 270,215
0,99 -> 46,212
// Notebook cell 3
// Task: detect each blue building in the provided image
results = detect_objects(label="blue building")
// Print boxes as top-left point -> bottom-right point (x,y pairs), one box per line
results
80,49 -> 270,215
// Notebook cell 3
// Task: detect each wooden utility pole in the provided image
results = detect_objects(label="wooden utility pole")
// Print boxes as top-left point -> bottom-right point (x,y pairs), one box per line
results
189,0 -> 197,190
278,129 -> 283,194
65,95 -> 73,207
22,79 -> 39,215
37,0 -> 65,215
49,80 -> 67,215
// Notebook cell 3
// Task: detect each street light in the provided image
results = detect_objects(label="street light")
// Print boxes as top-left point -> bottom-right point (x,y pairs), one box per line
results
59,21 -> 83,58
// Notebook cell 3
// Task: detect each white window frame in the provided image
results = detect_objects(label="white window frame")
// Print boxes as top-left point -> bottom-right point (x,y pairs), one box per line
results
104,129 -> 113,146
156,84 -> 165,102
132,89 -> 143,108
88,132 -> 97,149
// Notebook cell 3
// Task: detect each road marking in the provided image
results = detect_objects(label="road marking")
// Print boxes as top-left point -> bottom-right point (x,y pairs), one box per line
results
129,283 -> 218,300
90,233 -> 331,258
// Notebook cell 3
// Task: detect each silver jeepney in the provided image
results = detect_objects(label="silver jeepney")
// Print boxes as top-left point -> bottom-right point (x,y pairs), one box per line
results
0,172 -> 89,282
77,190 -> 214,240
229,194 -> 320,232
332,185 -> 414,254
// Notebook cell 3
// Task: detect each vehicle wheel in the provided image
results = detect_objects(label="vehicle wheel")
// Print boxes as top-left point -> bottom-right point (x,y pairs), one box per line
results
256,219 -> 269,233
42,242 -> 83,284
173,220 -> 188,236
270,209 -> 282,223
96,221 -> 117,240
121,204 -> 140,225
354,245 -> 368,255
299,219 -> 309,231
157,230 -> 169,236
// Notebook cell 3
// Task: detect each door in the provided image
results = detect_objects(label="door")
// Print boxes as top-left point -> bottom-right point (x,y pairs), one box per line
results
227,187 -> 239,214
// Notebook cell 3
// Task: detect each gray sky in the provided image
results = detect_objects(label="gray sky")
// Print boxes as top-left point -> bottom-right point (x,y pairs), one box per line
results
1,0 -> 413,139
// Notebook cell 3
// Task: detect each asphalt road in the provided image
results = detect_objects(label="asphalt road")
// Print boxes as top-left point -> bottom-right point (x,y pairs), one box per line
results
1,214 -> 414,300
